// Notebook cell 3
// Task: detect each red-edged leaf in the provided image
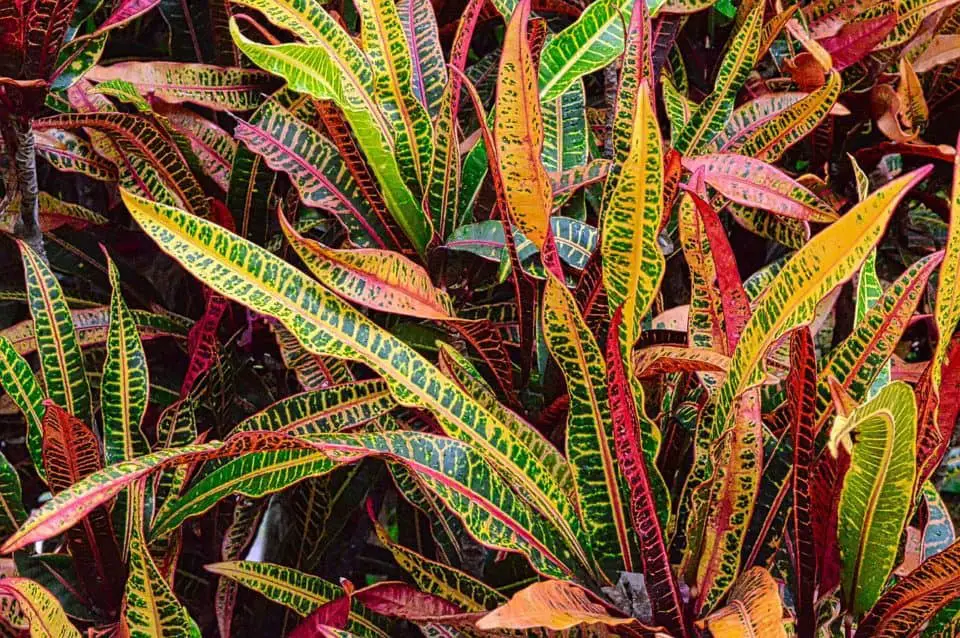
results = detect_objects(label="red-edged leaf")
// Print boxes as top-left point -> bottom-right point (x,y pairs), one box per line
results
684,189 -> 751,351
606,307 -> 689,638
855,539 -> 960,637
41,402 -> 125,613
812,448 -> 849,594
290,582 -> 353,638
353,581 -> 462,620
445,320 -> 516,405
915,335 -> 960,490
23,0 -> 83,80
181,292 -> 229,396
787,328 -> 817,638
94,0 -> 160,33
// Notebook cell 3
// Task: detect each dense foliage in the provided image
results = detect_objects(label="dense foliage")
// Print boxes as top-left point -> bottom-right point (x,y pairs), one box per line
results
4,0 -> 960,634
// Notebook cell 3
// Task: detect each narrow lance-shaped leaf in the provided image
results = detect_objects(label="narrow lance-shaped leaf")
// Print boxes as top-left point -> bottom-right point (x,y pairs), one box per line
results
606,307 -> 689,638
0,337 -> 45,478
354,0 -> 434,189
119,190 -> 591,577
495,0 -> 558,273
672,4 -> 762,155
830,382 -> 917,618
0,578 -> 80,638
122,486 -> 201,637
933,131 -> 960,395
279,213 -> 454,319
543,275 -> 632,580
787,328 -> 818,638
34,128 -> 118,182
713,166 -> 931,434
0,452 -> 25,537
855,250 -> 889,396
601,80 -> 663,350
19,241 -> 92,424
397,0 -> 446,117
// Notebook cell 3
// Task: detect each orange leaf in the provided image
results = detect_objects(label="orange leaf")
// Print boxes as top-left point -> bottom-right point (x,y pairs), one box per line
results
475,580 -> 636,631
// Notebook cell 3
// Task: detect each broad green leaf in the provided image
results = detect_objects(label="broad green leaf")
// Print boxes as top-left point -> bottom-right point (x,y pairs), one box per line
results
19,241 -> 92,424
830,382 -> 917,617
228,19 -> 432,256
151,450 -> 337,537
120,190 -> 591,577
601,80 -> 663,349
663,73 -> 693,144
205,561 -> 386,636
543,275 -> 632,580
0,578 -> 80,638
425,79 -> 461,239
123,487 -> 201,637
102,255 -> 150,466
355,0 -> 434,189
672,4 -> 763,155
495,0 -> 554,257
88,62 -> 273,111
713,167 -> 931,433
0,337 -> 46,478
279,214 -> 454,319
541,80 -> 588,175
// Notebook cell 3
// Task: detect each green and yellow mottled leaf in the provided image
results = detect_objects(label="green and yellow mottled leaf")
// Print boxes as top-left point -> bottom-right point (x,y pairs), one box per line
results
205,561 -> 386,636
120,190 -> 590,577
830,382 -> 917,617
0,337 -> 46,477
600,80 -> 663,350
18,241 -> 92,425
425,78 -> 460,240
355,0 -> 434,189
934,133 -> 960,393
0,578 -> 80,638
713,167 -> 931,434
398,0 -> 446,117
543,275 -> 632,580
34,128 -> 118,182
673,4 -> 763,155
0,452 -> 26,537
228,19 -> 432,256
855,250 -> 889,396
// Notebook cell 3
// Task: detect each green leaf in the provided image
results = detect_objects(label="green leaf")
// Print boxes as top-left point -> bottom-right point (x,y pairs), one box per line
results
831,382 -> 917,618
0,337 -> 46,479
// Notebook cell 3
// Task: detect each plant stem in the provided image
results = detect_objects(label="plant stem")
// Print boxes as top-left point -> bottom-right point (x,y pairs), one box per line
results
10,119 -> 46,261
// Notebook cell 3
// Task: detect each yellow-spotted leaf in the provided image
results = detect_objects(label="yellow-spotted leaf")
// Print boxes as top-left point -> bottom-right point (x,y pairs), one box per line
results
355,0 -> 434,190
228,18 -> 432,255
34,128 -> 118,182
707,72 -> 842,162
87,61 -> 274,111
933,132 -> 960,393
693,387 -> 763,614
18,241 -> 92,425
102,255 -> 151,466
495,0 -> 554,252
425,78 -> 460,240
120,190 -> 591,579
122,488 -> 201,636
830,382 -> 917,618
632,345 -> 732,378
0,338 -> 46,477
397,0 -> 446,117
0,578 -> 80,638
600,80 -> 663,350
543,274 -> 633,580
695,567 -> 787,638
673,4 -> 763,155
683,153 -> 838,223
878,0 -> 960,48
279,213 -> 453,319
713,166 -> 931,434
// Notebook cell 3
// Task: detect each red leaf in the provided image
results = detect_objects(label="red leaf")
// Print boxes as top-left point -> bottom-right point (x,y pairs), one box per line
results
606,306 -> 690,638
915,335 -> 960,491
787,329 -> 818,638
289,583 -> 353,638
181,292 -> 229,396
817,9 -> 896,71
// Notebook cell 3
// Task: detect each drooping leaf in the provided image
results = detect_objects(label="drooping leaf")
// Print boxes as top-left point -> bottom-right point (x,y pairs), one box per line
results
695,567 -> 787,638
87,62 -> 274,111
475,580 -> 637,631
0,578 -> 80,638
34,128 -> 118,181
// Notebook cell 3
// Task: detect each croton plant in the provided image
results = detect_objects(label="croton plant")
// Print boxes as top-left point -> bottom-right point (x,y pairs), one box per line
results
3,0 -> 960,635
